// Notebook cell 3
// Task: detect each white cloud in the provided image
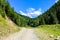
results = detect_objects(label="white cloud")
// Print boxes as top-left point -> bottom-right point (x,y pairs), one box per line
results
30,8 -> 42,15
19,11 -> 26,16
27,8 -> 35,12
19,11 -> 33,18
55,0 -> 59,3
19,8 -> 42,18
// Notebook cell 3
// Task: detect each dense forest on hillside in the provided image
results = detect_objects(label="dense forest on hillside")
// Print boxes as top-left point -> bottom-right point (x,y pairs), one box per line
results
27,0 -> 60,27
0,0 -> 60,27
36,0 -> 60,25
0,0 -> 31,27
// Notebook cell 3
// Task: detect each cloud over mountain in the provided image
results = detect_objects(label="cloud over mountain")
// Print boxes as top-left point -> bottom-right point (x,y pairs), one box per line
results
19,8 -> 42,18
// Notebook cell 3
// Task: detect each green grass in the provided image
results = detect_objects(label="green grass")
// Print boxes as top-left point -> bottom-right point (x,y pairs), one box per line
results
39,25 -> 60,36
0,15 -> 20,36
25,24 -> 60,36
33,24 -> 60,40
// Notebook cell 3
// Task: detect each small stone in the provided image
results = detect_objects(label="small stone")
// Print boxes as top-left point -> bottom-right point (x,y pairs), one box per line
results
49,35 -> 54,38
54,36 -> 60,40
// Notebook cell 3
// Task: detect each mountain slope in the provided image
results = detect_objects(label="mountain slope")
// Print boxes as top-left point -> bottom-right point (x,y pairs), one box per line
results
28,0 -> 60,27
0,15 -> 20,38
0,0 -> 20,38
37,0 -> 60,24
0,0 -> 31,28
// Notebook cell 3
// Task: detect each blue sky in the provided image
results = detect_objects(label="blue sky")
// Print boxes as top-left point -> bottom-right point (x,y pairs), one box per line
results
8,0 -> 59,18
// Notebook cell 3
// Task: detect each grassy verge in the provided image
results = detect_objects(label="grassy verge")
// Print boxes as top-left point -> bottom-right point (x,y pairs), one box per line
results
0,15 -> 20,37
33,24 -> 60,40
38,24 -> 60,36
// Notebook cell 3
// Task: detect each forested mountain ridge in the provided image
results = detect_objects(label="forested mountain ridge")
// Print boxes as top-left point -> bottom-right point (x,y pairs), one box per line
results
0,0 -> 31,27
0,0 -> 60,27
36,0 -> 60,25
28,0 -> 60,27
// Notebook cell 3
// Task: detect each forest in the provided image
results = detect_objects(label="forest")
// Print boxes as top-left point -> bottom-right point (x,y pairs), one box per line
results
0,0 -> 60,27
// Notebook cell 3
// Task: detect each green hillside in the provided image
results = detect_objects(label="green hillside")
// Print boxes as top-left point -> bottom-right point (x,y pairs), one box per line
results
37,0 -> 60,24
0,0 -> 20,37
0,15 -> 20,37
33,24 -> 60,40
28,0 -> 60,27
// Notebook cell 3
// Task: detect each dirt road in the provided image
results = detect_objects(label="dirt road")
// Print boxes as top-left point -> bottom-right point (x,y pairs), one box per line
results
4,28 -> 39,40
